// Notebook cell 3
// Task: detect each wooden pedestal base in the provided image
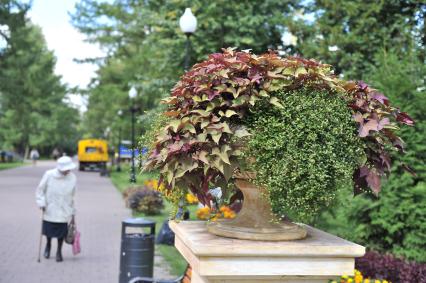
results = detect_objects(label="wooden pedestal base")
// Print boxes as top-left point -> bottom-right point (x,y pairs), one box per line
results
170,221 -> 365,283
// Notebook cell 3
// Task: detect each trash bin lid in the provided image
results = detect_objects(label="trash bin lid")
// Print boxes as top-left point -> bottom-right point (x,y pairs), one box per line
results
122,217 -> 155,228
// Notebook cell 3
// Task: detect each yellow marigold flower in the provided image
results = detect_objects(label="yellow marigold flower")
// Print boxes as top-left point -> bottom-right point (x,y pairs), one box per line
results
211,213 -> 221,222
364,279 -> 370,283
382,281 -> 389,283
354,270 -> 363,283
374,280 -> 380,283
144,179 -> 165,191
186,193 -> 198,204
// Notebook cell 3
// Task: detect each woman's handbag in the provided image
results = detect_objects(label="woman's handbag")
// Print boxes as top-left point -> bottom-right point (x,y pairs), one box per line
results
65,222 -> 76,244
72,230 -> 81,255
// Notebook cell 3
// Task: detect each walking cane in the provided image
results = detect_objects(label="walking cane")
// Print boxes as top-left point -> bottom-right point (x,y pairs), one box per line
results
37,209 -> 44,263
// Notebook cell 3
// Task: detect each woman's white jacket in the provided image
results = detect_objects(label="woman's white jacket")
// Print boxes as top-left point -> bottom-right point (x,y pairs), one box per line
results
35,169 -> 76,223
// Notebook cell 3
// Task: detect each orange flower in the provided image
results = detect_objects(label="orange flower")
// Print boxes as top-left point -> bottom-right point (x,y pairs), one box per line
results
196,207 -> 211,220
219,206 -> 236,219
196,205 -> 236,220
223,211 -> 236,219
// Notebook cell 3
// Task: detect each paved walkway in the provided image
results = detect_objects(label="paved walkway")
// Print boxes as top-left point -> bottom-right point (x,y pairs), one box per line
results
0,160 -> 172,283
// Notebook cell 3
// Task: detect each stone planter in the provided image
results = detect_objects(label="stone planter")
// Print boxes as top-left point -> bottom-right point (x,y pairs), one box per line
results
170,221 -> 366,283
207,173 -> 307,241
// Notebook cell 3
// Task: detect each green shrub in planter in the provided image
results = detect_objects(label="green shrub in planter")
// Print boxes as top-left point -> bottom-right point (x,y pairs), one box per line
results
143,49 -> 414,221
244,88 -> 363,220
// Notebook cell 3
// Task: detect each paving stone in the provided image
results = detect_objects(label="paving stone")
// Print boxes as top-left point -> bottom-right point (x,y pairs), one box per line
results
0,160 -> 173,283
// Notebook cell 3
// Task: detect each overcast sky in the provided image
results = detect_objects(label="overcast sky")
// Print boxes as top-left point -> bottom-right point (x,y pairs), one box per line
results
29,0 -> 105,111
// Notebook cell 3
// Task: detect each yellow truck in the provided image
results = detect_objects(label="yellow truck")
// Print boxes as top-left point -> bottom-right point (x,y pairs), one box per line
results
77,139 -> 108,171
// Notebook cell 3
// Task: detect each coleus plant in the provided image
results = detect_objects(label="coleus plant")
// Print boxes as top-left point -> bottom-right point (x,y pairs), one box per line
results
143,48 -> 414,210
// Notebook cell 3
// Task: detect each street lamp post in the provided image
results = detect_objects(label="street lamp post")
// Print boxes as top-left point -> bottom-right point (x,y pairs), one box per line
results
116,110 -> 123,172
128,87 -> 137,184
179,8 -> 197,71
174,8 -> 197,219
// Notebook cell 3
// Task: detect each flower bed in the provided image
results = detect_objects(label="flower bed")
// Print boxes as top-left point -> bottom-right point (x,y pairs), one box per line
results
331,251 -> 426,282
196,205 -> 236,220
331,269 -> 389,283
122,180 -> 165,215
355,251 -> 426,283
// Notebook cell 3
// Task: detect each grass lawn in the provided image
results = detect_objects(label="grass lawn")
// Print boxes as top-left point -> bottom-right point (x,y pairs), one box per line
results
110,164 -> 159,193
110,164 -> 199,276
0,162 -> 26,171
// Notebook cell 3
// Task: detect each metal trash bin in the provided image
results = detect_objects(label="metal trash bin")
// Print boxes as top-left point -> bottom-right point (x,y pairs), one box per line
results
119,218 -> 156,283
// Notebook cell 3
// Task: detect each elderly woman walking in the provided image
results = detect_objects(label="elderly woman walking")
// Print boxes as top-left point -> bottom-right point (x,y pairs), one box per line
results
35,156 -> 77,262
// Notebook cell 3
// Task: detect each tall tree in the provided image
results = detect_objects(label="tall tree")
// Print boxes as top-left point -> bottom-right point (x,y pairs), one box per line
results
70,0 -> 299,139
0,1 -> 80,155
289,0 -> 425,79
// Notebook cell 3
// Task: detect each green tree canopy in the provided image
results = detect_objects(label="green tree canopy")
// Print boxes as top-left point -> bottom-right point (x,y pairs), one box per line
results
289,0 -> 425,79
0,0 -> 80,155
70,0 -> 299,140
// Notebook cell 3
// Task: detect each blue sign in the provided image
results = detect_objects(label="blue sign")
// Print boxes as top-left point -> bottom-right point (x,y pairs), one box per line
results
119,145 -> 147,158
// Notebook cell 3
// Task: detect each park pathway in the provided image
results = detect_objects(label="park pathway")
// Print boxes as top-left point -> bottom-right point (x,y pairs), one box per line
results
0,160 -> 172,283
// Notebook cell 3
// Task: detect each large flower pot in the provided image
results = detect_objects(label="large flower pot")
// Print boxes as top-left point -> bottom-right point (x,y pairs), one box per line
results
207,174 -> 307,241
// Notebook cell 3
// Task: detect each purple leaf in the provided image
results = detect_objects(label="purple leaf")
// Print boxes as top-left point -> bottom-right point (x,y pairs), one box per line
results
210,53 -> 223,60
181,143 -> 191,152
359,166 -> 370,177
208,91 -> 219,100
371,92 -> 389,105
366,170 -> 381,195
396,112 -> 414,126
357,81 -> 368,90
392,137 -> 405,152
353,166 -> 369,195
353,166 -> 381,196
353,112 -> 364,124
359,119 -> 378,137
380,152 -> 391,172
377,118 -> 390,130
401,164 -> 417,176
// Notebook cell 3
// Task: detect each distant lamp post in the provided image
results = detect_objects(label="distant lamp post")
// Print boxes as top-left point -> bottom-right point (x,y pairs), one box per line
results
128,86 -> 138,184
328,45 -> 339,52
104,126 -> 111,138
116,110 -> 123,172
176,8 -> 197,220
179,8 -> 197,70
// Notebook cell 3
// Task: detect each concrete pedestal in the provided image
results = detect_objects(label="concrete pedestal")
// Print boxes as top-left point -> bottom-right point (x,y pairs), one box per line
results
170,221 -> 365,283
